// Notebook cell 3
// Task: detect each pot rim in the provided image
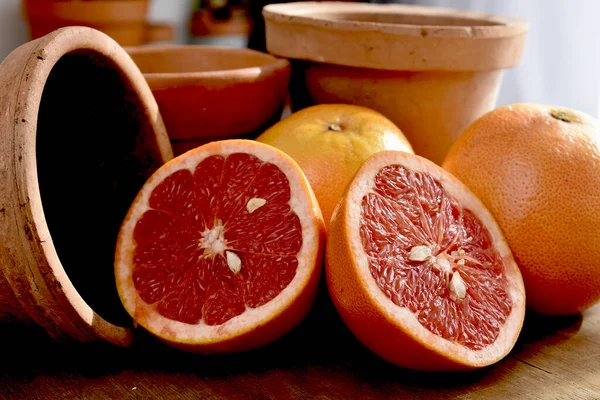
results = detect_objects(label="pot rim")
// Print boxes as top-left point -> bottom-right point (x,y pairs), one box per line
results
264,2 -> 527,38
263,2 -> 528,71
126,45 -> 290,86
0,26 -> 172,345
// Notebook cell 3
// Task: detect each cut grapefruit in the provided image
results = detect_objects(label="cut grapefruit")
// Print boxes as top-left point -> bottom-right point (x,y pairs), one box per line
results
327,151 -> 525,370
115,140 -> 325,352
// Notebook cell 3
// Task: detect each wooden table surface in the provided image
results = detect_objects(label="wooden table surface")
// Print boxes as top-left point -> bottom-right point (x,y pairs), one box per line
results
1,283 -> 599,400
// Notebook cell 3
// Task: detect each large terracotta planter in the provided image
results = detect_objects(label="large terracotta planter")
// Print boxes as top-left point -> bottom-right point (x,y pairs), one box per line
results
264,2 -> 528,164
0,27 -> 173,345
127,45 -> 291,155
23,0 -> 174,46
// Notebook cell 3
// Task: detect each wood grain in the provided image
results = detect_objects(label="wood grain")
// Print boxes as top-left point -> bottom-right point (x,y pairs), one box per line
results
1,285 -> 599,400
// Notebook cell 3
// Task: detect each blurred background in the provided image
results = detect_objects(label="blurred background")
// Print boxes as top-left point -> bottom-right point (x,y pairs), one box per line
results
1,0 -> 598,118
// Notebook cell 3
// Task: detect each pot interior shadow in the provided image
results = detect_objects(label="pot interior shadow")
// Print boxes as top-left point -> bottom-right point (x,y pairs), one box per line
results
35,49 -> 164,328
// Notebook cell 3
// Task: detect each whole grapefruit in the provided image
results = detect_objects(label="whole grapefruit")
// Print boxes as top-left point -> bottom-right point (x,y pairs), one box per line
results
256,104 -> 413,227
443,104 -> 600,315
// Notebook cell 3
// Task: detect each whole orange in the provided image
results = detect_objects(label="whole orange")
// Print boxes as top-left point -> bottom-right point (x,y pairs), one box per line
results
443,104 -> 600,315
256,104 -> 413,227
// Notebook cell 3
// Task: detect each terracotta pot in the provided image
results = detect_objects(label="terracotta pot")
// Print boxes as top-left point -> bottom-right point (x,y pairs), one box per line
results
0,27 -> 173,345
169,132 -> 258,156
23,0 -> 173,46
126,45 -> 291,155
263,2 -> 528,164
144,23 -> 176,44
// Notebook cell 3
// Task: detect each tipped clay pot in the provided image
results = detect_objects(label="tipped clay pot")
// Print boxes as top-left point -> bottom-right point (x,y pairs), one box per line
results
264,2 -> 528,164
127,45 -> 291,155
0,27 -> 173,345
23,0 -> 174,46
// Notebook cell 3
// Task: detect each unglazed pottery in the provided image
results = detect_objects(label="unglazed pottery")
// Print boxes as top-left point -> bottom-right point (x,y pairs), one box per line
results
264,2 -> 527,164
127,45 -> 290,154
23,0 -> 174,46
0,27 -> 173,345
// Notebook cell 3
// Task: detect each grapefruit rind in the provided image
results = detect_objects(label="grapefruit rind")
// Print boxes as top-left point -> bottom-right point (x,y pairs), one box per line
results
327,151 -> 525,370
115,140 -> 324,349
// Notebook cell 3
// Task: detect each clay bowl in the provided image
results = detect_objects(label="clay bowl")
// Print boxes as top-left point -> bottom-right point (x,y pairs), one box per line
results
264,2 -> 528,164
126,45 -> 291,154
0,27 -> 173,345
23,0 -> 173,46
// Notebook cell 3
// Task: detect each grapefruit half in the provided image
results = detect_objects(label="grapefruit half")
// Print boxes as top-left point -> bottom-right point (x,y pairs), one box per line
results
327,151 -> 525,370
115,140 -> 325,352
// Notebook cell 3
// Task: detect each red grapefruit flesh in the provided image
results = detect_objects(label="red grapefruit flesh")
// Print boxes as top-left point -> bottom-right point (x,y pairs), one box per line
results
327,151 -> 525,370
115,140 -> 325,352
